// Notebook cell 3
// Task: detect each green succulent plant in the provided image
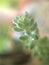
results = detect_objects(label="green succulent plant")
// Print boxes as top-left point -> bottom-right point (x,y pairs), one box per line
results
12,12 -> 49,65
13,12 -> 39,40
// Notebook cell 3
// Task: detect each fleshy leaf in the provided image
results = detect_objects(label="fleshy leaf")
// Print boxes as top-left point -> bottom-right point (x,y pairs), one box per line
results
19,35 -> 29,41
13,26 -> 23,32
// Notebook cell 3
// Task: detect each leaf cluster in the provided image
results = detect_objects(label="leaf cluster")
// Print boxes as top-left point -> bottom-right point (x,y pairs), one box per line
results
12,12 -> 49,65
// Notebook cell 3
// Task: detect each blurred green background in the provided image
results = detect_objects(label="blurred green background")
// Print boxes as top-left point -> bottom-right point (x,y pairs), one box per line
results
0,23 -> 9,53
0,0 -> 19,8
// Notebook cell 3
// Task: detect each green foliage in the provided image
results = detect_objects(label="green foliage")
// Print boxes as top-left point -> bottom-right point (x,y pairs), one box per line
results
13,12 -> 39,40
31,37 -> 49,58
12,12 -> 49,65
